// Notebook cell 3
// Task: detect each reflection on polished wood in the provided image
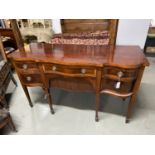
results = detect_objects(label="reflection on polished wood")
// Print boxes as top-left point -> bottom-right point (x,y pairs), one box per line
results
9,43 -> 148,67
8,43 -> 149,122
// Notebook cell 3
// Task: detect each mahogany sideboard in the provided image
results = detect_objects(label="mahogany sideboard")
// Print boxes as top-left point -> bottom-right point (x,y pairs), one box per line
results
8,43 -> 149,122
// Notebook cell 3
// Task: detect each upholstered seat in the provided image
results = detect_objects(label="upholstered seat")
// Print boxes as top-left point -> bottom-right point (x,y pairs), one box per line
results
53,30 -> 109,39
51,38 -> 109,45
51,31 -> 110,45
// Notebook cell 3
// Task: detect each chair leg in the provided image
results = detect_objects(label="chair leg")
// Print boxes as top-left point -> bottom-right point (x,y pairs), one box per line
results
8,114 -> 17,132
95,92 -> 100,122
126,94 -> 136,123
1,97 -> 9,109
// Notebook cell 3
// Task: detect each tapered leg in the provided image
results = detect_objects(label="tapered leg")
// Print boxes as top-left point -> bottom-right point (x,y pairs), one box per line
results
126,94 -> 136,123
11,74 -> 18,87
95,92 -> 100,122
42,87 -> 47,100
22,85 -> 33,107
95,70 -> 102,122
45,88 -> 54,114
8,114 -> 17,132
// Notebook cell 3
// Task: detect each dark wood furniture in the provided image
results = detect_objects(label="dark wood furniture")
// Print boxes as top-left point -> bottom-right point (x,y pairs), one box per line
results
0,21 -> 18,133
60,19 -> 118,46
0,36 -> 17,108
10,20 -> 24,50
0,108 -> 17,132
0,19 -> 24,61
0,34 -> 17,131
0,61 -> 17,108
144,26 -> 155,57
0,28 -> 17,60
0,26 -> 17,108
8,43 -> 149,122
101,64 -> 145,123
7,19 -> 149,123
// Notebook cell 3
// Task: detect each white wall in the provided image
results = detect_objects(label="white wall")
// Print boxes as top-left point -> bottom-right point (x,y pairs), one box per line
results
52,19 -> 151,49
52,19 -> 61,33
116,19 -> 150,49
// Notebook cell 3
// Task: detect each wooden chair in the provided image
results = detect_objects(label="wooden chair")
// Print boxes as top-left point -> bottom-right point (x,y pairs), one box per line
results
0,28 -> 17,61
99,65 -> 143,123
0,35 -> 17,108
0,19 -> 24,61
60,19 -> 118,46
0,20 -> 19,133
0,61 -> 17,108
52,19 -> 118,47
0,108 -> 17,132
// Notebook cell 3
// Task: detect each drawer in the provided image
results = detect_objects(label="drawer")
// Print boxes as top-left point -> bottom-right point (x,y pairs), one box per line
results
101,78 -> 133,94
101,66 -> 139,93
14,61 -> 38,71
43,63 -> 96,77
19,73 -> 42,85
103,66 -> 138,79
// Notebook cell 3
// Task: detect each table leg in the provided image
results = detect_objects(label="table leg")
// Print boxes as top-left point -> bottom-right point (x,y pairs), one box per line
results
126,94 -> 136,123
95,70 -> 102,122
22,85 -> 33,107
11,73 -> 18,87
126,67 -> 145,123
95,92 -> 100,122
45,88 -> 54,114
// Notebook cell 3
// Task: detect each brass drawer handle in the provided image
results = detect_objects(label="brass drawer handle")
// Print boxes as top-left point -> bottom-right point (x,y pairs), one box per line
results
81,68 -> 86,74
52,66 -> 57,71
23,64 -> 28,69
26,76 -> 32,81
117,71 -> 124,78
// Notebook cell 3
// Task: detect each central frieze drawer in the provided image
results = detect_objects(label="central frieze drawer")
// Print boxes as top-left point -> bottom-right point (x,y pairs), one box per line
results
43,64 -> 96,76
19,73 -> 42,85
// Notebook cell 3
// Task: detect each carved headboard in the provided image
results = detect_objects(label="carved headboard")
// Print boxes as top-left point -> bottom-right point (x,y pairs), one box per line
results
60,19 -> 118,46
